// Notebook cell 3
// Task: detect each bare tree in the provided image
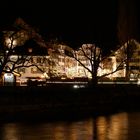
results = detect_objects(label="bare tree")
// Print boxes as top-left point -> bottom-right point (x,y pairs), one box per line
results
0,17 -> 52,80
0,30 -> 45,79
70,44 -> 126,86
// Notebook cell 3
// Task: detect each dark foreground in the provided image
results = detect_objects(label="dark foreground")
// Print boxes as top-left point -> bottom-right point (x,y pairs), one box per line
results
0,84 -> 140,122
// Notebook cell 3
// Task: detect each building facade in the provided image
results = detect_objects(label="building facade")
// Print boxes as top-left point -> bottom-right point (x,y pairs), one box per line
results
1,18 -> 140,85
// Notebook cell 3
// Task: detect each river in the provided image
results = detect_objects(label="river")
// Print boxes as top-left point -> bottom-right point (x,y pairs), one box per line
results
0,111 -> 140,140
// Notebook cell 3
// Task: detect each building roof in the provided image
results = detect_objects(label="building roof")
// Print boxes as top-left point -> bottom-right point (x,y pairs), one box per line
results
14,39 -> 48,55
1,18 -> 49,55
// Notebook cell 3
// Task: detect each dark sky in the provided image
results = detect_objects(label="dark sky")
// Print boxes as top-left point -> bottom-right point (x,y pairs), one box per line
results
0,0 -> 138,52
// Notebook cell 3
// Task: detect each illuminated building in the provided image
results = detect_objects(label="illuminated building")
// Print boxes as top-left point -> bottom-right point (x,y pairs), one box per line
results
1,18 -> 140,85
108,39 -> 140,81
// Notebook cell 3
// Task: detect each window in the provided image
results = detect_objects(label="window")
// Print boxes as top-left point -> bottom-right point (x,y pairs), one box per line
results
37,57 -> 41,63
130,66 -> 140,70
31,67 -> 37,73
130,58 -> 139,62
17,68 -> 25,73
30,57 -> 37,63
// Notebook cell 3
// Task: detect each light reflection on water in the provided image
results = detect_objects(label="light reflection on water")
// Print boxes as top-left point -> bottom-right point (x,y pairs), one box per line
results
1,112 -> 140,140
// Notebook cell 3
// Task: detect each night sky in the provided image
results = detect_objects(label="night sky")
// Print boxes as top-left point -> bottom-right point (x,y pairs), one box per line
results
0,0 -> 139,53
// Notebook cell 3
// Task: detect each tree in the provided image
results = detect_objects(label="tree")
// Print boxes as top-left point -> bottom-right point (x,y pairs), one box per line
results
0,30 -> 45,79
0,17 -> 52,82
70,44 -> 126,86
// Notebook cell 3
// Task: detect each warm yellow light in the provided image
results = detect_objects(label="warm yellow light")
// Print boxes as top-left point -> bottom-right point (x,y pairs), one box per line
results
5,38 -> 17,48
28,48 -> 32,53
13,72 -> 20,77
41,72 -> 49,79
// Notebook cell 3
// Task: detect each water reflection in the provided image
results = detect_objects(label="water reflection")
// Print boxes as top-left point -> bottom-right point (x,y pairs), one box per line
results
0,112 -> 138,140
96,112 -> 128,140
2,123 -> 20,140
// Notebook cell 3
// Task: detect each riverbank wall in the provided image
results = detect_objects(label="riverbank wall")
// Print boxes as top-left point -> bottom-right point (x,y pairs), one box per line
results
0,84 -> 140,121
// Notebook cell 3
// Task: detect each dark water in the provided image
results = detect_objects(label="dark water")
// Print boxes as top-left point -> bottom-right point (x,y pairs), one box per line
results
0,112 -> 140,140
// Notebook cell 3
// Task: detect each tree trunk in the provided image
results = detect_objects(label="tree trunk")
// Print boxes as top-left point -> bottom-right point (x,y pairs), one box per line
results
88,72 -> 98,88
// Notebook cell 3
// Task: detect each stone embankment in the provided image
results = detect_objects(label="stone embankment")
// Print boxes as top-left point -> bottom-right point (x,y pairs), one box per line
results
0,84 -> 140,121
